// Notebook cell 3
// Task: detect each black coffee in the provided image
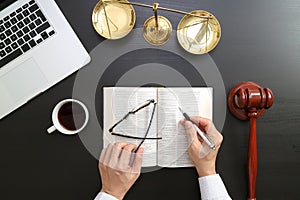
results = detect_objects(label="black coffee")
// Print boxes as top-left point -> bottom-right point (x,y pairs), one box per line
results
58,102 -> 86,131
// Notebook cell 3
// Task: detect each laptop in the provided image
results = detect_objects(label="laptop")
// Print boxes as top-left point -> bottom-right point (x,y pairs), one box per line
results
0,0 -> 91,119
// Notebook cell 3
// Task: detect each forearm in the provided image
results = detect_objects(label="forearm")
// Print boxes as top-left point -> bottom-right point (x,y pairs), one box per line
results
198,174 -> 231,200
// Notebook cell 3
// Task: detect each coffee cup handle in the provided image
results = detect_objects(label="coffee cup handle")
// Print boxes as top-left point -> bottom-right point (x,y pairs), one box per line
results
47,125 -> 56,134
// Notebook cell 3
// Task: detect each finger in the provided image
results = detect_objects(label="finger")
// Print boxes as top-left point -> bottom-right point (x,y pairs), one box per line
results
197,134 -> 204,143
180,119 -> 202,142
114,142 -> 128,153
179,119 -> 185,125
99,148 -> 106,163
213,129 -> 223,147
189,116 -> 202,123
184,121 -> 201,146
119,143 -> 137,161
132,147 -> 144,173
118,144 -> 137,170
204,122 -> 222,146
108,143 -> 126,168
190,116 -> 212,132
103,143 -> 113,165
136,146 -> 144,154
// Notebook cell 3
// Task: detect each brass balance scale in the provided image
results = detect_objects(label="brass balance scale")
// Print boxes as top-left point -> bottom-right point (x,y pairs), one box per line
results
92,0 -> 221,54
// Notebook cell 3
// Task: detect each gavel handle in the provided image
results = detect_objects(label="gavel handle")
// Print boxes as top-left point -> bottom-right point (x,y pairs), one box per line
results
248,117 -> 257,200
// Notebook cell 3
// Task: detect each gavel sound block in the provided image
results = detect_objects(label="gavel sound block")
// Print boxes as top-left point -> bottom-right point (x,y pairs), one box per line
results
227,82 -> 274,200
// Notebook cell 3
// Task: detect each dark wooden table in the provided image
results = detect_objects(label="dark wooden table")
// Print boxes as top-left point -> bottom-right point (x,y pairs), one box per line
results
1,0 -> 300,199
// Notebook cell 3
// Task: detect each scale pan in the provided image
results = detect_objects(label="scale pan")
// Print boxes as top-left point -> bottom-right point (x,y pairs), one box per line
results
143,15 -> 172,46
177,10 -> 221,54
92,0 -> 136,39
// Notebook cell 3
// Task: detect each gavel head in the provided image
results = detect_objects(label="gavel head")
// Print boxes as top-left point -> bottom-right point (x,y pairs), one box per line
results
228,82 -> 274,120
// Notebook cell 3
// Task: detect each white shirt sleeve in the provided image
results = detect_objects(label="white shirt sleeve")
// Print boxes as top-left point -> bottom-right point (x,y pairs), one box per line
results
94,192 -> 118,200
198,174 -> 232,200
94,174 -> 231,200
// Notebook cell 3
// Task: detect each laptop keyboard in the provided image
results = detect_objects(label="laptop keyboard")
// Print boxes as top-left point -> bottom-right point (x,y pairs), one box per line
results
0,0 -> 55,68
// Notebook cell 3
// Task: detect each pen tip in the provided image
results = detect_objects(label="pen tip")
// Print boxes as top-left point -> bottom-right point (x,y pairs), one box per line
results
178,107 -> 183,113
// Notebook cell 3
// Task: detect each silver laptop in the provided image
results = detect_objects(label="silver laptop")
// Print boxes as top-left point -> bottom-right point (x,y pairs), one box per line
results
0,0 -> 91,119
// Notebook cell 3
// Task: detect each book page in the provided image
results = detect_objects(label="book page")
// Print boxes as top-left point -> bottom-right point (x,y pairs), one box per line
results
103,87 -> 158,167
157,87 -> 213,167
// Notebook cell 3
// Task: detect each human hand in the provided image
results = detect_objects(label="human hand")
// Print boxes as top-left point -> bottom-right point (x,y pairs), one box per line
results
99,142 -> 144,200
181,117 -> 223,177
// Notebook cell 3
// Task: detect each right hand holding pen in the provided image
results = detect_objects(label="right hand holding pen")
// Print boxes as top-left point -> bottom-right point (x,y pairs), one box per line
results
181,117 -> 223,177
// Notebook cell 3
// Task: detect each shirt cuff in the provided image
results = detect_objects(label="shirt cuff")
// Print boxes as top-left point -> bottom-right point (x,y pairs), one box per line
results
198,174 -> 231,200
94,192 -> 118,200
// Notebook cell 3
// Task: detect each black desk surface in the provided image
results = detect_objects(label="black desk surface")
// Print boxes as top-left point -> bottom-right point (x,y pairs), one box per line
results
1,0 -> 300,199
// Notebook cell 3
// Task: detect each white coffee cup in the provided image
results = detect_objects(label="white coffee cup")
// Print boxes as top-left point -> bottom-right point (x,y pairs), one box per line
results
47,99 -> 89,135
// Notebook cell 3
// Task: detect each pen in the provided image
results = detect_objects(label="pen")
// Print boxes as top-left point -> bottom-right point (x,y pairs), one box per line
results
178,107 -> 216,150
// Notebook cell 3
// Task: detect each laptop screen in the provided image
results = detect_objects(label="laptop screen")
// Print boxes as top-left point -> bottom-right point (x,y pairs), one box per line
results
0,0 -> 17,11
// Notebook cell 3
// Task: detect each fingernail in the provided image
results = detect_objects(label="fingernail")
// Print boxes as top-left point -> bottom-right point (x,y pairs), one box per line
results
139,147 -> 144,153
185,121 -> 193,129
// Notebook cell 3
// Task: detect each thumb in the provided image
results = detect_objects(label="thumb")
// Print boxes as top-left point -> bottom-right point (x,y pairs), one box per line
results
184,121 -> 199,145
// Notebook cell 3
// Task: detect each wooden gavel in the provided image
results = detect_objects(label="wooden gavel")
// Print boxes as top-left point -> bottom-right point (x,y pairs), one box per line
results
228,82 -> 274,200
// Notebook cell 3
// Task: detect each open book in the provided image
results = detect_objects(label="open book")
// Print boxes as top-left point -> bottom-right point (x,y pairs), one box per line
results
103,87 -> 213,167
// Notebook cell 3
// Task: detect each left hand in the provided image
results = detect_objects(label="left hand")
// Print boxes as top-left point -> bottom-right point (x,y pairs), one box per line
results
99,142 -> 144,200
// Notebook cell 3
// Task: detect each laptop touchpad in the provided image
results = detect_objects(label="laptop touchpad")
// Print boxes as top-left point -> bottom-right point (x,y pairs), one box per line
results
0,58 -> 48,101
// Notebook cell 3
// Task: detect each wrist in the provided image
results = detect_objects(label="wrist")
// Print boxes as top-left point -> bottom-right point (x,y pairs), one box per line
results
196,168 -> 216,177
101,188 -> 124,200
